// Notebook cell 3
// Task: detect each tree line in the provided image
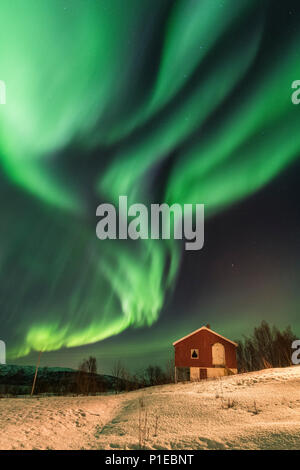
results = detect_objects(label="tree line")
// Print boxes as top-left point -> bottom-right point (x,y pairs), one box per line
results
50,321 -> 300,394
237,321 -> 297,372
76,357 -> 175,395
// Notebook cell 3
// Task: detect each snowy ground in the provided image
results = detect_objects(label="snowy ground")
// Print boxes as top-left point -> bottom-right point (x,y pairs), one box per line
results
0,366 -> 300,450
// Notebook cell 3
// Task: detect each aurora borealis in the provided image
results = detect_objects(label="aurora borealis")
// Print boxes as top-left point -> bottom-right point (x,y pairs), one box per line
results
1,0 -> 300,369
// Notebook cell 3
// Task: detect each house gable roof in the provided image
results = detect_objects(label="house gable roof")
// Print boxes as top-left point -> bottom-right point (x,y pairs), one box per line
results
172,326 -> 238,347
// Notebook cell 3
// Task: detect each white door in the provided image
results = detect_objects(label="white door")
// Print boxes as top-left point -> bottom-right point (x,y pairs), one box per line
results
190,367 -> 200,381
212,343 -> 225,366
0,340 -> 5,364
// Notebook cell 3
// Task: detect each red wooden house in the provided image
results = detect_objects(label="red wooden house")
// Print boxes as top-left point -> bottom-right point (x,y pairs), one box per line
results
173,325 -> 238,381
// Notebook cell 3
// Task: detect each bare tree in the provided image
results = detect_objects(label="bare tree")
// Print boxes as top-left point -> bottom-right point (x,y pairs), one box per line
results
111,360 -> 126,393
145,365 -> 167,386
76,356 -> 98,395
165,358 -> 175,383
86,356 -> 97,374
237,321 -> 297,372
111,360 -> 125,380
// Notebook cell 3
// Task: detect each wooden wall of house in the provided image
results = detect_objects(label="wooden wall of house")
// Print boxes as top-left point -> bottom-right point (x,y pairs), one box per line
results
174,329 -> 237,369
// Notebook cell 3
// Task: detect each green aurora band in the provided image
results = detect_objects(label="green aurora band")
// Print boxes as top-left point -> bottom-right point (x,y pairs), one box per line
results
0,0 -> 299,358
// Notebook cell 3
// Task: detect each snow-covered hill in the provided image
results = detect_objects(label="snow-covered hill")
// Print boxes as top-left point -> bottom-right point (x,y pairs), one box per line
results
0,366 -> 300,450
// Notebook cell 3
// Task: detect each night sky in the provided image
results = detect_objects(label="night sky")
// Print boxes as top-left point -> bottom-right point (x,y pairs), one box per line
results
1,0 -> 300,373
